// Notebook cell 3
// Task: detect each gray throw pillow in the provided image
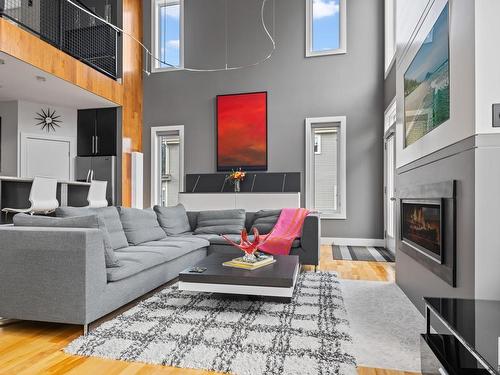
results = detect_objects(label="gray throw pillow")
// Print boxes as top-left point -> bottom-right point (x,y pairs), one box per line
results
13,213 -> 121,268
194,209 -> 246,235
118,207 -> 166,245
56,206 -> 128,250
154,204 -> 191,235
251,209 -> 282,234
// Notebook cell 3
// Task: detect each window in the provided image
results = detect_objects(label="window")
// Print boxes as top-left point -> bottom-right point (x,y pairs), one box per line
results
306,0 -> 346,57
314,134 -> 322,154
152,0 -> 184,71
384,0 -> 396,73
305,116 -> 347,219
151,126 -> 184,206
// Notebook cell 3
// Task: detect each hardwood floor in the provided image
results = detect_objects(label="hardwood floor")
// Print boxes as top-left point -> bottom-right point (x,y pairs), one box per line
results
0,245 -> 416,375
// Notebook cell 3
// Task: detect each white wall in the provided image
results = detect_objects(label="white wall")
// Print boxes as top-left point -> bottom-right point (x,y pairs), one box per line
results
0,100 -> 78,178
17,100 -> 78,179
395,0 -> 476,168
474,0 -> 500,134
0,101 -> 19,176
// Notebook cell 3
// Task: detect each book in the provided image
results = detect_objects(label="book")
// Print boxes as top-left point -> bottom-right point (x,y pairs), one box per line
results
223,258 -> 276,270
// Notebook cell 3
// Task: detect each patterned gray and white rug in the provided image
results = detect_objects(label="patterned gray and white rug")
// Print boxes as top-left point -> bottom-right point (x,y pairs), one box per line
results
65,272 -> 357,375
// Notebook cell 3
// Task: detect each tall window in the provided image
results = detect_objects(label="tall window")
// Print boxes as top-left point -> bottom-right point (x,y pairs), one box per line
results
305,117 -> 347,219
152,0 -> 183,71
306,0 -> 346,57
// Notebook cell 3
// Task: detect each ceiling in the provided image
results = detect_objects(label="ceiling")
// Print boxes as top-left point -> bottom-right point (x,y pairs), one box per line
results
0,52 -> 117,109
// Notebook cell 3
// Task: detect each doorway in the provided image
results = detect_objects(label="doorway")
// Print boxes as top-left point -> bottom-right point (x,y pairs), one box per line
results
384,100 -> 397,254
151,125 -> 184,207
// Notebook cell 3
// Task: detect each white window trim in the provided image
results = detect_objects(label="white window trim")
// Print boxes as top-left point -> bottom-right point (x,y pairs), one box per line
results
151,0 -> 184,73
150,125 -> 185,206
305,0 -> 347,57
305,116 -> 347,220
384,0 -> 396,76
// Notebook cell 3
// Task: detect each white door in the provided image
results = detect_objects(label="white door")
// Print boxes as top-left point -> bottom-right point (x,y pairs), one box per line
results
23,136 -> 71,180
384,131 -> 396,254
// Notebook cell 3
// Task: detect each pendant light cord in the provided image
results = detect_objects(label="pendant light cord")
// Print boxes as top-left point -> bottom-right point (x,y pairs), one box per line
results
65,0 -> 276,75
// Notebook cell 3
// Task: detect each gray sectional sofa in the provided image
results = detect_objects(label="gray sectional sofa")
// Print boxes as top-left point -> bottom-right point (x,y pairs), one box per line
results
0,205 -> 319,331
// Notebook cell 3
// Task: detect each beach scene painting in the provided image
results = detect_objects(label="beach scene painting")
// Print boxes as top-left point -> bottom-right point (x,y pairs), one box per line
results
404,3 -> 449,147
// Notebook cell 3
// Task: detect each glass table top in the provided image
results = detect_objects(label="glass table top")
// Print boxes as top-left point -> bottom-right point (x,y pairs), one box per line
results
425,297 -> 500,374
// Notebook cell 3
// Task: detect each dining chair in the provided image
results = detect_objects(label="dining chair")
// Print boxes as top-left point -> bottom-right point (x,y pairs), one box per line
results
87,180 -> 108,208
2,176 -> 59,218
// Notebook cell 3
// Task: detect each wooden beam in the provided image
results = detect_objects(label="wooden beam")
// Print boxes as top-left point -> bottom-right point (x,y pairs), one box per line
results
121,0 -> 144,207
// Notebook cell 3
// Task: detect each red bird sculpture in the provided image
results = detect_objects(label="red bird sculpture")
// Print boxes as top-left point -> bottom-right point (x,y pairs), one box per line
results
221,228 -> 270,257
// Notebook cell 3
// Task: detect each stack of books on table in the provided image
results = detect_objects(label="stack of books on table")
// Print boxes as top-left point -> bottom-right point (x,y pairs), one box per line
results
223,253 -> 275,270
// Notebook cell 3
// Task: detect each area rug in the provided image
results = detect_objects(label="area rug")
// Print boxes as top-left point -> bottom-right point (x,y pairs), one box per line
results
340,280 -> 424,372
332,245 -> 395,262
65,272 -> 357,375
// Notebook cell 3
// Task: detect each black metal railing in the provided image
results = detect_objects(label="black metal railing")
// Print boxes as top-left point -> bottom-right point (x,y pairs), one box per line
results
0,0 -> 119,79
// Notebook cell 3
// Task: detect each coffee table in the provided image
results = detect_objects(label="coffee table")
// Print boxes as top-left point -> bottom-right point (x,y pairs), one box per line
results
178,253 -> 300,301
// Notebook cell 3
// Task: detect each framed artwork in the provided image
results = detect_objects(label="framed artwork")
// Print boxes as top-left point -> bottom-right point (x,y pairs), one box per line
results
216,91 -> 268,171
404,2 -> 449,147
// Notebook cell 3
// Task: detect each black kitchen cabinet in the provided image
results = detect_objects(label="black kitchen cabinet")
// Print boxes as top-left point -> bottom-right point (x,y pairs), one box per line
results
77,108 -> 117,156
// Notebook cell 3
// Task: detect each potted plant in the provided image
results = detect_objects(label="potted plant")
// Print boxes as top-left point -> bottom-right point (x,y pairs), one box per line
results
227,169 -> 246,192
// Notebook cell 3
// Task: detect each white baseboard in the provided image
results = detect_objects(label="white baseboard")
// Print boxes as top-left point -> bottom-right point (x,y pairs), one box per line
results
321,237 -> 386,247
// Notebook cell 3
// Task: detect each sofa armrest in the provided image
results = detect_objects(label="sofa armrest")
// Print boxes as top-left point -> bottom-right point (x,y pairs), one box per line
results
0,227 -> 107,325
300,212 -> 321,266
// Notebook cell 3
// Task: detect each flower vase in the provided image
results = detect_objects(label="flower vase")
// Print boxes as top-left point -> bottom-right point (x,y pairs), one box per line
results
234,180 -> 241,193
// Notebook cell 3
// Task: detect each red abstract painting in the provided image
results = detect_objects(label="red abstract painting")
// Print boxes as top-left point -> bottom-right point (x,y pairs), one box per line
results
217,92 -> 268,171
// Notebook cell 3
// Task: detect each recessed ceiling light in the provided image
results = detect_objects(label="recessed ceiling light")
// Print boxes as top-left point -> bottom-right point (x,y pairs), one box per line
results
35,75 -> 46,82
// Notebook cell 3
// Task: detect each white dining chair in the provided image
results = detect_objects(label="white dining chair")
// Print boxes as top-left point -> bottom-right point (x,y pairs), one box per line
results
87,180 -> 109,208
2,176 -> 59,218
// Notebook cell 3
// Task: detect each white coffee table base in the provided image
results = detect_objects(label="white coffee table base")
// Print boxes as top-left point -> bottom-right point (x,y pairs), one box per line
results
178,263 -> 299,298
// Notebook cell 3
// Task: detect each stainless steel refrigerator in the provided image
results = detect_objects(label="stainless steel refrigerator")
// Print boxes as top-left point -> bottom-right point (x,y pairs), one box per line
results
76,156 -> 117,205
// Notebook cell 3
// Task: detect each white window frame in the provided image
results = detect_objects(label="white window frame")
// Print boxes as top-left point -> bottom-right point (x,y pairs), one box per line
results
151,0 -> 184,73
305,116 -> 347,220
305,0 -> 347,57
150,125 -> 185,206
384,0 -> 396,76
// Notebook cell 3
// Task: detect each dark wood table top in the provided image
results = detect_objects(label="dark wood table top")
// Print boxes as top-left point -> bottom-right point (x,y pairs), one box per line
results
179,253 -> 300,288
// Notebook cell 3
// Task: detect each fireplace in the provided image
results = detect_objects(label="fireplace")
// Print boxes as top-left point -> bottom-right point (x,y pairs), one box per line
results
398,180 -> 455,287
401,199 -> 443,264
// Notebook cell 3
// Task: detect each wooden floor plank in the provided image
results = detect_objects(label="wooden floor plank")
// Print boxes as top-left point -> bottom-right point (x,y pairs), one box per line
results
0,245 -> 410,375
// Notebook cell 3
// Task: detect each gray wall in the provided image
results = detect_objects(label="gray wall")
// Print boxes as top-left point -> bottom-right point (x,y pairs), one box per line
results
0,101 -> 18,177
396,140 -> 476,312
142,0 -> 385,238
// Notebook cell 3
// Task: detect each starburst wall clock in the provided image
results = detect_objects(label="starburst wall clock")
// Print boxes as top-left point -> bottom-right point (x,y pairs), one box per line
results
35,108 -> 62,132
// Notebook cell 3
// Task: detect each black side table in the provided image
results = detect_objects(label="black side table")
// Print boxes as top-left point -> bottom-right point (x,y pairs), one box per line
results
422,297 -> 500,375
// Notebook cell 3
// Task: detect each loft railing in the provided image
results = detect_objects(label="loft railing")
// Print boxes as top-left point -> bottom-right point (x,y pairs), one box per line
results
0,0 -> 119,79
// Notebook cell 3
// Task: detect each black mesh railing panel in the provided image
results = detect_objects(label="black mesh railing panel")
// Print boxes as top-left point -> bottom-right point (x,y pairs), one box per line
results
1,0 -> 118,79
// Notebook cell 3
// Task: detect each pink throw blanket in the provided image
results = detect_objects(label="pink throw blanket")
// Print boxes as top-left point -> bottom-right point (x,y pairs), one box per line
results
258,208 -> 310,256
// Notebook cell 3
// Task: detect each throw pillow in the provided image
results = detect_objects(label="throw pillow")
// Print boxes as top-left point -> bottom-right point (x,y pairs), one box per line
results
251,209 -> 282,234
56,206 -> 129,250
13,213 -> 121,268
194,209 -> 246,235
154,204 -> 191,235
118,207 -> 166,245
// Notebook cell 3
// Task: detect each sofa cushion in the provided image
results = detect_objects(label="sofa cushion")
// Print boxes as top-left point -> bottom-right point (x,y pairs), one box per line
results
56,206 -> 129,250
138,236 -> 210,251
119,207 -> 166,245
194,209 -> 246,235
109,242 -> 206,281
251,209 -> 281,234
154,204 -> 191,235
13,213 -> 121,268
207,234 -> 301,248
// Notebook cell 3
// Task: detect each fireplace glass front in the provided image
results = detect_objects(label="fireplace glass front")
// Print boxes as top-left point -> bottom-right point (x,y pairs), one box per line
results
401,199 -> 443,263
